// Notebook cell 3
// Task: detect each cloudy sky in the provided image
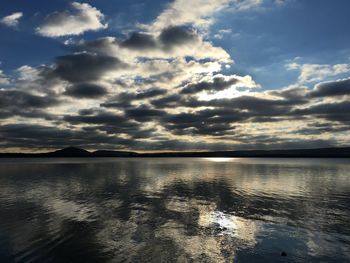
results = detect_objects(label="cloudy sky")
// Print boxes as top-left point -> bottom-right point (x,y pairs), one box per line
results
0,0 -> 350,152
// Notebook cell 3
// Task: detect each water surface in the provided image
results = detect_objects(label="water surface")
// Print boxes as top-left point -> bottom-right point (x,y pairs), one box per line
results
0,158 -> 349,262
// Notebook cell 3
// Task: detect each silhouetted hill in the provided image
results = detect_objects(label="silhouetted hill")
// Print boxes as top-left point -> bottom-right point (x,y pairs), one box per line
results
0,147 -> 350,158
47,147 -> 91,157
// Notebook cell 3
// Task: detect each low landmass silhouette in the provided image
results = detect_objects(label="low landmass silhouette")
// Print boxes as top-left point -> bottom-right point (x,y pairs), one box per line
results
1,146 -> 350,158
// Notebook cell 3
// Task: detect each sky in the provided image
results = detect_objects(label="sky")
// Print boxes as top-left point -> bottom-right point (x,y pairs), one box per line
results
0,0 -> 350,152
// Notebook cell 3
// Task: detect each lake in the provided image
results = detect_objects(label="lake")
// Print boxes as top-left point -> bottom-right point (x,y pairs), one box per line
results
0,158 -> 349,262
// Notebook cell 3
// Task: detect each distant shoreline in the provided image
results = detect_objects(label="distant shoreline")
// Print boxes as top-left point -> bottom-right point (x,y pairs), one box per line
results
1,147 -> 350,158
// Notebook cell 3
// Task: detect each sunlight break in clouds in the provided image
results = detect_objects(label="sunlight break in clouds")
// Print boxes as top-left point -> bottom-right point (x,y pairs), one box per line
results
37,2 -> 107,37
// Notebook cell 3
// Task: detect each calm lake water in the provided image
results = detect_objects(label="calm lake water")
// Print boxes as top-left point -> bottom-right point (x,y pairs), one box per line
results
0,158 -> 349,262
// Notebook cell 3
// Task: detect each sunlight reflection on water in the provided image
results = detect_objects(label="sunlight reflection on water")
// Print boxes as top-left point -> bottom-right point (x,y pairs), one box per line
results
203,157 -> 236,162
0,158 -> 349,262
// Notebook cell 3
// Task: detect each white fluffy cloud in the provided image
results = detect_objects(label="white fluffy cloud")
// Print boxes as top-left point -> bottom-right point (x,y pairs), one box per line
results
16,65 -> 40,81
214,29 -> 232,39
37,2 -> 107,37
286,62 -> 350,83
0,70 -> 10,85
148,0 -> 265,32
149,0 -> 231,31
233,0 -> 263,11
0,12 -> 23,28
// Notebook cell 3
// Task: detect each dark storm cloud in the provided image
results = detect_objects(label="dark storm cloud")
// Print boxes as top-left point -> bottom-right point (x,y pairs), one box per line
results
121,32 -> 157,50
78,108 -> 96,115
74,37 -> 117,55
0,108 -> 55,121
136,72 -> 177,85
293,101 -> 350,123
100,100 -> 132,109
125,106 -> 166,122
0,90 -> 59,108
134,88 -> 167,99
181,76 -> 238,94
159,26 -> 199,47
0,123 -> 134,150
0,123 -> 81,141
180,95 -> 303,118
166,122 -> 236,136
0,89 -> 60,120
296,124 -> 349,135
168,92 -> 350,136
161,109 -> 241,136
209,95 -> 302,110
101,89 -> 167,109
119,26 -> 199,51
46,53 -> 127,83
63,111 -> 129,126
150,94 -> 182,108
75,26 -> 200,55
100,92 -> 135,109
150,92 -> 321,137
268,86 -> 309,102
148,93 -> 306,133
108,88 -> 166,103
64,83 -> 108,98
309,78 -> 350,98
269,78 -> 350,101
62,110 -> 158,139
294,101 -> 350,115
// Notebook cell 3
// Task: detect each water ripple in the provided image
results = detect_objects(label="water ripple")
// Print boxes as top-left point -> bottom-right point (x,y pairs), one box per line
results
0,158 -> 349,262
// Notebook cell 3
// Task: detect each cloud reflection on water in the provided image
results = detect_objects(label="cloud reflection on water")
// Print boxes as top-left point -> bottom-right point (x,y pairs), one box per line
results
0,158 -> 349,262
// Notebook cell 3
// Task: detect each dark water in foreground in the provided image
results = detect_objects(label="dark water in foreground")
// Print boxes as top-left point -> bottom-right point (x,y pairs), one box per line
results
0,158 -> 349,263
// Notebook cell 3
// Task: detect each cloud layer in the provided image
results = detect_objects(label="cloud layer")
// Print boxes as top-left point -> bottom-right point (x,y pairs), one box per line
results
0,0 -> 349,152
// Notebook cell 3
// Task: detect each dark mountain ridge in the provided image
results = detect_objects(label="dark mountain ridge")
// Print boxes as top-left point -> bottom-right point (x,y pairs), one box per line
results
0,147 -> 350,158
49,147 -> 91,157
